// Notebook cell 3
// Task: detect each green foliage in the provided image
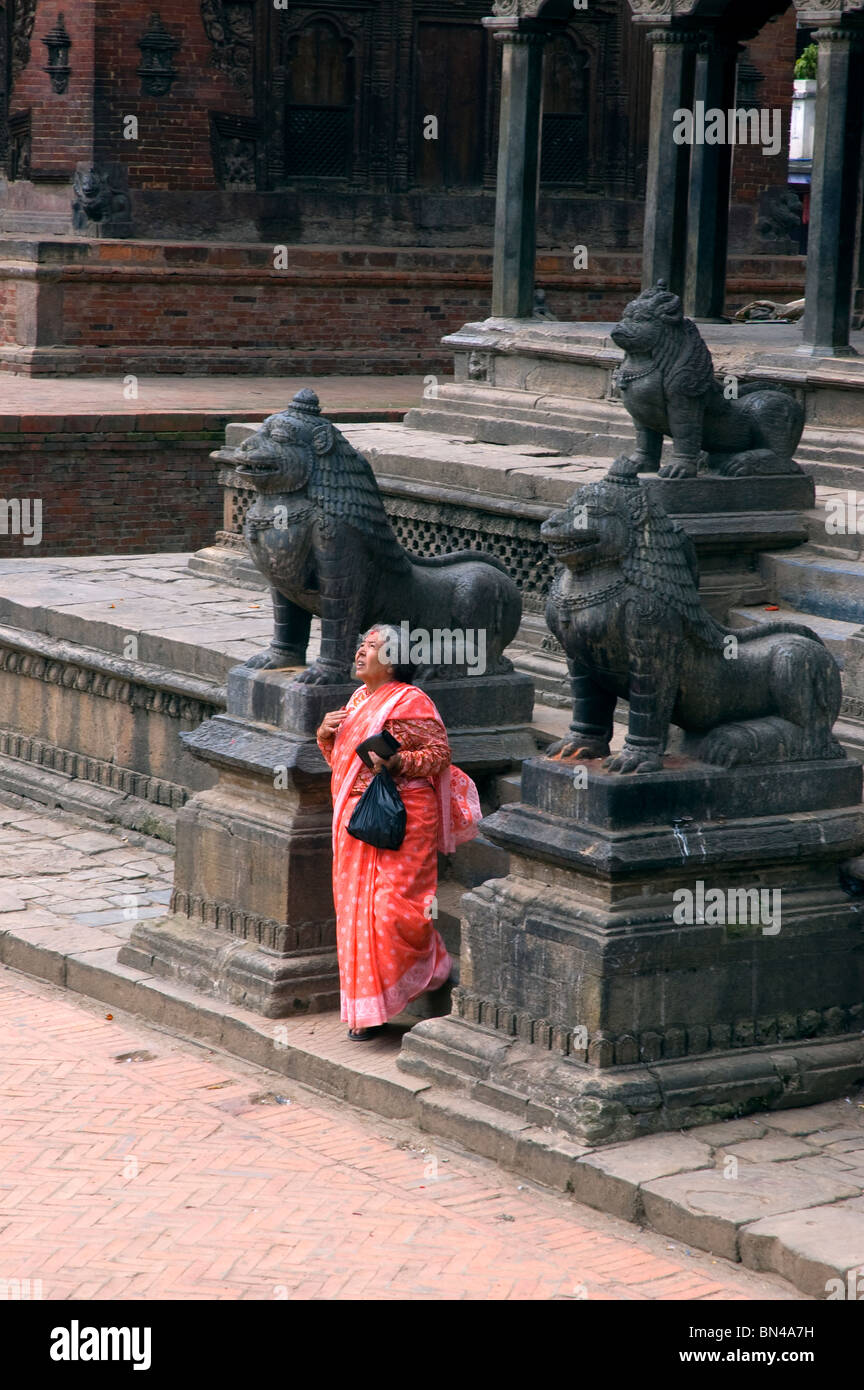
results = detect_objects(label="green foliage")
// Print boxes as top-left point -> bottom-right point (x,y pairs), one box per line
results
794,44 -> 817,80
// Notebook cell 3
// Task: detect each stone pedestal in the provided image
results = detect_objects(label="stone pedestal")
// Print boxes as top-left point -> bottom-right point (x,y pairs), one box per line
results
398,755 -> 864,1144
119,672 -> 347,1016
120,665 -> 537,1016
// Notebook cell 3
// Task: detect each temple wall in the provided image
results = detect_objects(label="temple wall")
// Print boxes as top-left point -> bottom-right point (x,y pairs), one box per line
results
0,238 -> 805,377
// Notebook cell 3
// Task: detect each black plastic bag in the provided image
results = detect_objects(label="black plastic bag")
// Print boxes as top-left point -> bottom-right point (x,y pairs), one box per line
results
347,768 -> 407,850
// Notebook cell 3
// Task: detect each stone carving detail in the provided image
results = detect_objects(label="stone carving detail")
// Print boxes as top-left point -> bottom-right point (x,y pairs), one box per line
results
215,388 -> 523,682
757,187 -> 804,242
611,281 -> 805,477
8,111 -> 32,180
171,888 -> 331,953
72,164 -> 132,236
0,642 -> 221,727
467,350 -> 490,382
735,56 -> 765,107
453,987 -> 864,1065
201,0 -> 254,88
42,12 -> 72,94
220,470 -> 555,613
541,468 -> 844,772
138,12 -> 180,97
0,730 -> 189,809
210,114 -> 258,186
11,0 -> 38,83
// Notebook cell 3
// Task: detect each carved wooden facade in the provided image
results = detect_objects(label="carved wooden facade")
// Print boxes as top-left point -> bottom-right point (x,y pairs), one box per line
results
203,0 -> 651,201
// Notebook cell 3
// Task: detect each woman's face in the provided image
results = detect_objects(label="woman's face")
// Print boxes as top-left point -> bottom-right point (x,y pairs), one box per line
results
354,630 -> 394,685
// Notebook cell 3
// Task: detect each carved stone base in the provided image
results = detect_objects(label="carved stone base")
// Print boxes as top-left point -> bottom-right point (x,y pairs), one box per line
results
399,1015 -> 864,1146
120,914 -> 339,1018
119,672 -> 344,1017
119,664 -> 538,1017
398,755 -> 864,1143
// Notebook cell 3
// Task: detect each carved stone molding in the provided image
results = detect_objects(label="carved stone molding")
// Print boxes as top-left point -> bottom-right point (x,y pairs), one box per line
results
452,987 -> 864,1067
11,0 -> 38,83
0,636 -> 223,727
171,887 -> 332,955
0,730 -> 190,809
201,0 -> 255,89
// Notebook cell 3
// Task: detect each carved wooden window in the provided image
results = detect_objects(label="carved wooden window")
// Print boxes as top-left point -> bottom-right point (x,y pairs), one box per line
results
413,22 -> 486,188
284,19 -> 355,178
540,34 -> 589,185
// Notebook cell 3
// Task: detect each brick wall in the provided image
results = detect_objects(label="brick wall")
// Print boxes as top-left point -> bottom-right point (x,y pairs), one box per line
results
10,2 -> 97,175
729,8 -> 800,253
0,415 -> 228,557
0,239 -> 805,376
93,1 -> 249,190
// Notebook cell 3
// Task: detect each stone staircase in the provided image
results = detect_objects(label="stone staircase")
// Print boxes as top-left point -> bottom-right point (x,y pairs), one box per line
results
727,487 -> 864,758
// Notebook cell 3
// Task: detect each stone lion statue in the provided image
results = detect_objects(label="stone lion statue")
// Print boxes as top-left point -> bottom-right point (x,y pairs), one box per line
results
610,282 -> 805,479
542,464 -> 842,773
215,389 -> 522,684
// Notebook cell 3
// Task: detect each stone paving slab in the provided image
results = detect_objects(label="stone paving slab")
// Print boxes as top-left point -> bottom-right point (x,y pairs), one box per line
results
0,374 -> 426,418
1,788 -> 863,1299
739,1206 -> 864,1299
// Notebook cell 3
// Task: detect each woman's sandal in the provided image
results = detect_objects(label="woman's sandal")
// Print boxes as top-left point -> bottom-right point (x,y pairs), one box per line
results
347,1026 -> 384,1042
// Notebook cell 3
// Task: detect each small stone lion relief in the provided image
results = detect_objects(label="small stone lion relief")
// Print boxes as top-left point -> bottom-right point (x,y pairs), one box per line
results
72,165 -> 131,235
610,281 -> 804,479
215,389 -> 523,684
541,465 -> 842,773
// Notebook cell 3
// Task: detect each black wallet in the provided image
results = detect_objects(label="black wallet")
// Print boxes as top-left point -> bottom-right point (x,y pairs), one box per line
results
355,729 -> 401,768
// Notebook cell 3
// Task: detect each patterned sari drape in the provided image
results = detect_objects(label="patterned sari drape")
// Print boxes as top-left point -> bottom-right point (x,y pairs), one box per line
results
328,682 -> 452,1028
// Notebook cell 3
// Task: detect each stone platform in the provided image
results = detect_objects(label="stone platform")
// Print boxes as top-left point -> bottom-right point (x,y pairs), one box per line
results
399,753 -> 864,1145
1,788 -> 861,1300
405,318 -> 864,487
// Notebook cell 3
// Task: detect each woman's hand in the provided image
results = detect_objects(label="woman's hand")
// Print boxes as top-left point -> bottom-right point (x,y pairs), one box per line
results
319,707 -> 348,738
369,750 -> 402,775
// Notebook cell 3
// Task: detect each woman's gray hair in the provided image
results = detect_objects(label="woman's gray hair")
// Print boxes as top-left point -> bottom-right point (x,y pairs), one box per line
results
360,623 -> 417,682
361,624 -> 402,670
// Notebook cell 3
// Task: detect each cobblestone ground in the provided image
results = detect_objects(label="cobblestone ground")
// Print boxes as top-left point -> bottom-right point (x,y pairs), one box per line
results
0,794 -> 802,1301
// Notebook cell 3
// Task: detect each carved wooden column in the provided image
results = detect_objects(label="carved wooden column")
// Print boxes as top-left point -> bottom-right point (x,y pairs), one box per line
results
684,32 -> 737,321
798,22 -> 864,355
641,27 -> 699,298
483,17 -> 547,319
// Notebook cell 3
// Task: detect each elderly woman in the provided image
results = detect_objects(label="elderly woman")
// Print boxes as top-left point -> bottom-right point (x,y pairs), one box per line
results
316,625 -> 454,1041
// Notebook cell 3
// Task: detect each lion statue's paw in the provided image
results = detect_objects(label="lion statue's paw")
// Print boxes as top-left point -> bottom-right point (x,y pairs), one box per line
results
603,745 -> 663,775
658,457 -> 698,480
696,724 -> 752,768
294,661 -> 352,686
545,738 -> 611,761
243,646 -> 305,672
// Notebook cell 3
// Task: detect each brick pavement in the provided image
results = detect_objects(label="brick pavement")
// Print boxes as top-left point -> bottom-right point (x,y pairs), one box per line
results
0,967 -> 800,1302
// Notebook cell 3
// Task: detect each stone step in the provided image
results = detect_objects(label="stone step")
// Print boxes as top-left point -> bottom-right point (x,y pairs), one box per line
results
728,604 -> 861,667
759,546 -> 864,625
806,491 -> 864,558
404,405 -> 630,456
796,428 -> 864,490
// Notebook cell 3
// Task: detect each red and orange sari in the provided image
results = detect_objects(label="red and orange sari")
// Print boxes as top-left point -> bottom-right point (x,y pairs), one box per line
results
317,681 -> 473,1029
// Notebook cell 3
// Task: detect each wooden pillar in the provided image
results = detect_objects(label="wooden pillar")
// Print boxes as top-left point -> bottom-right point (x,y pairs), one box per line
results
642,28 -> 699,298
800,24 -> 864,355
484,20 -> 546,319
684,33 -> 737,321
